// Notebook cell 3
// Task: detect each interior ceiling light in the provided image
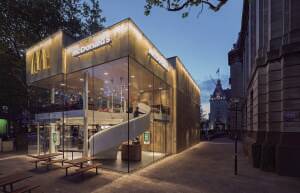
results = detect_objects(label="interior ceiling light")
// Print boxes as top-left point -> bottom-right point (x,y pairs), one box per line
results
159,87 -> 163,90
139,90 -> 144,93
148,84 -> 152,88
79,78 -> 84,82
60,83 -> 65,86
100,87 -> 104,91
104,72 -> 109,75
130,75 -> 135,78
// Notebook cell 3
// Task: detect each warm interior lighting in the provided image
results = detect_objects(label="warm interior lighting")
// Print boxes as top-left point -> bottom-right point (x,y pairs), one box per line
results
79,78 -> 84,82
130,75 -> 135,78
60,83 -> 65,86
104,72 -> 109,75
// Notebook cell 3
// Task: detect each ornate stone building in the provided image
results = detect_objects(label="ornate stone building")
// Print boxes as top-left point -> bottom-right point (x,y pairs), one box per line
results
209,79 -> 230,131
228,0 -> 300,177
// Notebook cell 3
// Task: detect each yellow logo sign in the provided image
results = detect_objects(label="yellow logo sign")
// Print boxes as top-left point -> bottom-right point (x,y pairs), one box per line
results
31,49 -> 50,74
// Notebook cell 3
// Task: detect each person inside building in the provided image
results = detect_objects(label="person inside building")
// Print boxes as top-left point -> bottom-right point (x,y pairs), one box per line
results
133,106 -> 144,118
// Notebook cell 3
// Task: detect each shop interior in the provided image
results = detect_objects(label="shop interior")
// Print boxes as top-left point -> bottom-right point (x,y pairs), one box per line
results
28,57 -> 172,172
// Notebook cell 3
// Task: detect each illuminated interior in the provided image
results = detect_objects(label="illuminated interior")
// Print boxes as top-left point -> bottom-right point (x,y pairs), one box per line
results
26,18 -> 200,172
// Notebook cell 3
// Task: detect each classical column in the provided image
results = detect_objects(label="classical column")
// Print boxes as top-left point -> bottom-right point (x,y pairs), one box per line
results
260,0 -> 284,172
276,0 -> 300,177
83,72 -> 89,157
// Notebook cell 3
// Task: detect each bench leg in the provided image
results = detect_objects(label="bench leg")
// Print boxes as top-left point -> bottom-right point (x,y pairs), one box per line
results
65,168 -> 68,176
96,167 -> 98,175
35,162 -> 38,169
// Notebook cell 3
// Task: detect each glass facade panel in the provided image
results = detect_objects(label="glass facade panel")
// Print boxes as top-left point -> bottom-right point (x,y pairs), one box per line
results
128,57 -> 170,171
26,19 -> 200,173
28,74 -> 65,155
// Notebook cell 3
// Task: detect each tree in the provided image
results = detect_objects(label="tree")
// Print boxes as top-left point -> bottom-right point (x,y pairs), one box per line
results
83,0 -> 106,35
0,0 -> 105,123
144,0 -> 228,17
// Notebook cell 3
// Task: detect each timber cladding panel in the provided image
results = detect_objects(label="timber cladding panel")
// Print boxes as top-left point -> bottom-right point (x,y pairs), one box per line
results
168,57 -> 200,153
26,31 -> 73,84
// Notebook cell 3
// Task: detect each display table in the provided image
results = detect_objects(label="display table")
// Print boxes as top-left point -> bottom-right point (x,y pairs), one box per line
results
121,143 -> 141,161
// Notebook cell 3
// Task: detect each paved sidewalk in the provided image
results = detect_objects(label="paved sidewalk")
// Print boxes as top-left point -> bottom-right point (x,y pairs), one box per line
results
0,138 -> 299,193
94,138 -> 300,193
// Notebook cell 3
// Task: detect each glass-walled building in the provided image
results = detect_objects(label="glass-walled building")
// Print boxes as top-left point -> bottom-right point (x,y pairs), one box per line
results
26,18 -> 200,172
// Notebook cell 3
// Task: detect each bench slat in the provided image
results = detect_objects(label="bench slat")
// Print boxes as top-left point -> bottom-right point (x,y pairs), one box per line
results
75,164 -> 102,173
11,185 -> 40,193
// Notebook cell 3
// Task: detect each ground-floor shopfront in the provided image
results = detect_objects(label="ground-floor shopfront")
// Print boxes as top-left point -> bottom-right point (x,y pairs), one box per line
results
26,18 -> 200,172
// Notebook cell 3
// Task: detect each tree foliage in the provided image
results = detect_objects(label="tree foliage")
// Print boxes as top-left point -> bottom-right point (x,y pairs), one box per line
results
145,0 -> 228,17
0,0 -> 105,119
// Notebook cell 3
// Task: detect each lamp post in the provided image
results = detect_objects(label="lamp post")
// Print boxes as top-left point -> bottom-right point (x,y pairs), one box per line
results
231,98 -> 240,175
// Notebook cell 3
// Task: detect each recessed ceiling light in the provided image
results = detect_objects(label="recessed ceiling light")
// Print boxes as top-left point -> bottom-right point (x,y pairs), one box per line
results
60,83 -> 65,86
130,75 -> 135,78
159,87 -> 163,90
79,78 -> 84,82
104,72 -> 109,75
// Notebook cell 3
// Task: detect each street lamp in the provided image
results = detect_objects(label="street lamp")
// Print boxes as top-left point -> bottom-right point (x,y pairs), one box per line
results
231,97 -> 240,175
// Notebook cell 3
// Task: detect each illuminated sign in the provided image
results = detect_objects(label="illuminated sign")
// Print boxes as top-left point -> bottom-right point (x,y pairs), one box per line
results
31,49 -> 50,74
144,131 -> 151,144
148,48 -> 169,70
72,37 -> 111,57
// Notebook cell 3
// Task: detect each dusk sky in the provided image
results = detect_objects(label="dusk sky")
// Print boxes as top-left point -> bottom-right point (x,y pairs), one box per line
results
101,0 -> 243,116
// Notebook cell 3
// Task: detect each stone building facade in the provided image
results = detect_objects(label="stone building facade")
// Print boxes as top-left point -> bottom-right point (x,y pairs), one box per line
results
228,0 -> 300,177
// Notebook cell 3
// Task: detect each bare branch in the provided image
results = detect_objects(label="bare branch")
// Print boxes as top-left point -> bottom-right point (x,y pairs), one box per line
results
165,0 -> 228,12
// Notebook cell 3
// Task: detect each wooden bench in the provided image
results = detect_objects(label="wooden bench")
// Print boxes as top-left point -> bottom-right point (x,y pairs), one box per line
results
10,184 -> 40,193
62,165 -> 80,176
29,159 -> 48,169
0,173 -> 33,192
41,159 -> 66,170
72,163 -> 102,176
